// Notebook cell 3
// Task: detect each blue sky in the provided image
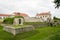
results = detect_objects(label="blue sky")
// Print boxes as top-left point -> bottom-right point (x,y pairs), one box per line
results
0,0 -> 60,17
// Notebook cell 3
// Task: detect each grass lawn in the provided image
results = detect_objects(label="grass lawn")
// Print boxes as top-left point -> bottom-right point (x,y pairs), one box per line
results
13,25 -> 31,28
0,25 -> 60,40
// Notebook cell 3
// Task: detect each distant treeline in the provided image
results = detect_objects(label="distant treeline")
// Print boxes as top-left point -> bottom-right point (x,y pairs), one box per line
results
53,17 -> 60,20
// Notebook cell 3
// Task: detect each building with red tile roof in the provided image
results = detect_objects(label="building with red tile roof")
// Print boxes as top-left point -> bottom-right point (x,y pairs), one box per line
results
13,12 -> 29,17
0,12 -> 29,19
0,14 -> 10,16
0,14 -> 11,19
36,11 -> 51,16
36,11 -> 51,22
0,11 -> 52,22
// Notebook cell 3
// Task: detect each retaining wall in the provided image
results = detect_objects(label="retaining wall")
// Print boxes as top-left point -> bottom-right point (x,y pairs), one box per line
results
3,25 -> 35,35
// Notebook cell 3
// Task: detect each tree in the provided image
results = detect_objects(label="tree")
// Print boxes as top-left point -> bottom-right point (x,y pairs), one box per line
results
53,16 -> 60,20
54,0 -> 60,8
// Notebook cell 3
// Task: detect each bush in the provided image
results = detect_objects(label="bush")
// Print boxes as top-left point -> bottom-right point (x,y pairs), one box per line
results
3,18 -> 14,24
53,17 -> 60,20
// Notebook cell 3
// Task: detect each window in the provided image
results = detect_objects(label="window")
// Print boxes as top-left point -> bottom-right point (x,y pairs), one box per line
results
0,17 -> 2,19
45,16 -> 47,17
40,17 -> 42,18
43,16 -> 44,17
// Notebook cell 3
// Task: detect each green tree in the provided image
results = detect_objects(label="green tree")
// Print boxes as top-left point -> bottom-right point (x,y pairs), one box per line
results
54,0 -> 60,8
53,16 -> 60,20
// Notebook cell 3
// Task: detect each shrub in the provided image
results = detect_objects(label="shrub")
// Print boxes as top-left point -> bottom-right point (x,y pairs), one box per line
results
3,18 -> 14,24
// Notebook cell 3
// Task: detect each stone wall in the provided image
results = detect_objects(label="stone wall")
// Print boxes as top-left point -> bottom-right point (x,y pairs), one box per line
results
32,23 -> 48,28
13,18 -> 23,25
24,17 -> 44,22
3,25 -> 34,35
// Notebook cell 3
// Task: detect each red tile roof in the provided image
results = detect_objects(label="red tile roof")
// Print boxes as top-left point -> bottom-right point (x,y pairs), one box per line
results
0,12 -> 29,17
0,14 -> 10,16
13,12 -> 29,17
36,11 -> 51,16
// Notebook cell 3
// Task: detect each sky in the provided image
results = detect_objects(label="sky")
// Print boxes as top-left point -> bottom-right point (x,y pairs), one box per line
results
0,0 -> 60,17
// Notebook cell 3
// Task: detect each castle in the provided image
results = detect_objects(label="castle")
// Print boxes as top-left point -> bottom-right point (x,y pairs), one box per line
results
0,11 -> 51,22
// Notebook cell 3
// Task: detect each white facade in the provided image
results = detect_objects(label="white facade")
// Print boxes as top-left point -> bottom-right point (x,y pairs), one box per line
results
0,16 -> 6,19
36,14 -> 51,22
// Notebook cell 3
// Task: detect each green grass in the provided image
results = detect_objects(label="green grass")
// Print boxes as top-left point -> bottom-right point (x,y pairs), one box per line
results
0,25 -> 60,40
24,22 -> 46,25
13,25 -> 30,28
46,28 -> 60,40
0,25 -> 13,40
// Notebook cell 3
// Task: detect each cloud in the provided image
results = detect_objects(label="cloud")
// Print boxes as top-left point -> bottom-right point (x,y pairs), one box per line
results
0,0 -> 60,17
